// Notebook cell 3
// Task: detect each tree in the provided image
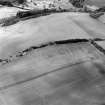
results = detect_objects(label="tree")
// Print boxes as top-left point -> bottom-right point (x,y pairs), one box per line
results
0,0 -> 26,5
69,0 -> 86,8
17,0 -> 26,4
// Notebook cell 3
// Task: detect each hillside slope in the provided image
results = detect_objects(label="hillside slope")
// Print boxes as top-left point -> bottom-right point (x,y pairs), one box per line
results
0,12 -> 105,105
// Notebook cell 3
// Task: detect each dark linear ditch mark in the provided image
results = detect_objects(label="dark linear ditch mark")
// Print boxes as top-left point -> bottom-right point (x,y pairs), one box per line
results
0,38 -> 105,65
90,40 -> 105,55
0,38 -> 105,89
0,38 -> 88,65
90,40 -> 105,76
0,59 -> 92,90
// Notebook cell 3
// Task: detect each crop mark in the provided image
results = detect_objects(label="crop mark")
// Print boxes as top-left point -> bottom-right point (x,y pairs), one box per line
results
0,38 -> 105,65
0,38 -> 105,89
0,59 -> 92,90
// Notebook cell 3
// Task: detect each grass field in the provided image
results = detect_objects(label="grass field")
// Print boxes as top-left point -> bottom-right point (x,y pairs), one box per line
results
87,0 -> 105,7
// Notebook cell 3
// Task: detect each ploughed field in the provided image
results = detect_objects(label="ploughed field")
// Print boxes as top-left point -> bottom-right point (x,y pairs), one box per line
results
0,8 -> 105,105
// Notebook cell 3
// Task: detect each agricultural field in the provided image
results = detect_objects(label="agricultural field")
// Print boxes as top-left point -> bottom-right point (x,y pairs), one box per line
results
0,0 -> 105,105
86,0 -> 105,7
